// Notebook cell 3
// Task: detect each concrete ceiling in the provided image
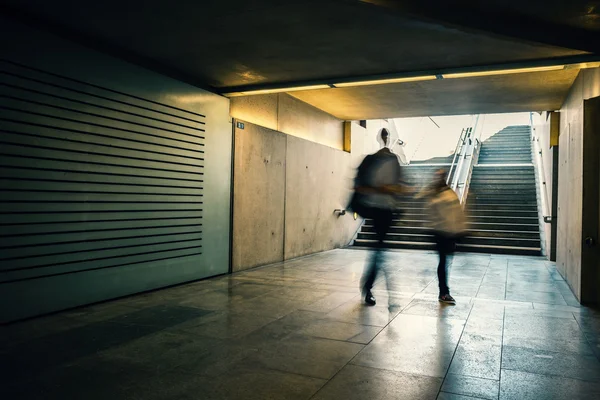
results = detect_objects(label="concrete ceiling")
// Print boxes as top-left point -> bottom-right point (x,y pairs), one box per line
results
0,0 -> 597,119
289,69 -> 581,120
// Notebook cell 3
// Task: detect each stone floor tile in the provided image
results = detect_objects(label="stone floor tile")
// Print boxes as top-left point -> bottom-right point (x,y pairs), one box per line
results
500,369 -> 600,400
441,373 -> 499,400
297,319 -> 383,344
438,393 -> 489,400
400,298 -> 473,320
448,333 -> 502,380
243,334 -> 364,379
503,314 -> 587,341
502,345 -> 600,382
300,291 -> 359,313
312,364 -> 442,400
502,336 -> 594,356
505,290 -> 567,305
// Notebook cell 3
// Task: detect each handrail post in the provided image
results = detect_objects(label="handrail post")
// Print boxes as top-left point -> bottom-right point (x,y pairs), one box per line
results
447,128 -> 466,185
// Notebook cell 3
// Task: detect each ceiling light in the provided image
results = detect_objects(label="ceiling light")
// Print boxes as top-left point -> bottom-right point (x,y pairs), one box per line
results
334,75 -> 437,87
223,84 -> 330,97
564,61 -> 600,70
443,65 -> 565,79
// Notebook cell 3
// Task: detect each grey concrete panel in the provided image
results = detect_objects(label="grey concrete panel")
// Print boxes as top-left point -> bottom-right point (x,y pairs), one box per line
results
232,122 -> 286,272
284,135 -> 359,259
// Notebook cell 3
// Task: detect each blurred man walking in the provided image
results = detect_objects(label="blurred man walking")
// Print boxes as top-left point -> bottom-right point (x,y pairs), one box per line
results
350,128 -> 406,306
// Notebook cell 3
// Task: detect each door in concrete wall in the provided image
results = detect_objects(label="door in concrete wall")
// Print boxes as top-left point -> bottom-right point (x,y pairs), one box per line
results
0,18 -> 232,322
581,96 -> 600,305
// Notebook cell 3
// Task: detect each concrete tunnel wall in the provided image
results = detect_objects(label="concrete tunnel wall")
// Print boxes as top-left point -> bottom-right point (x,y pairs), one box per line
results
231,94 -> 389,271
556,67 -> 600,302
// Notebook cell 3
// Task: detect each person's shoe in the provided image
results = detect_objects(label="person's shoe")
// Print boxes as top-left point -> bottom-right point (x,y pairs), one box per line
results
438,294 -> 456,305
365,291 -> 376,306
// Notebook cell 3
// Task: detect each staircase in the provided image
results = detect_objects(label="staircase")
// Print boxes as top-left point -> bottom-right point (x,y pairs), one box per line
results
353,125 -> 542,256
462,125 -> 542,256
353,163 -> 449,250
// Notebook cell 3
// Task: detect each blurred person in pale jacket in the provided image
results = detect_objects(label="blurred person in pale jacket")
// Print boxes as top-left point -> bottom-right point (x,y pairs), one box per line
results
417,169 -> 466,305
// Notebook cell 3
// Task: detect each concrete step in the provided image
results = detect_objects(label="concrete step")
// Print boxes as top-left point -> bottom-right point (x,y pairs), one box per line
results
466,229 -> 540,239
462,236 -> 541,247
361,225 -> 433,235
479,154 -> 531,158
364,219 -> 429,227
470,179 -> 536,184
353,239 -> 436,251
469,196 -> 537,202
479,153 -> 532,157
467,215 -> 539,224
357,232 -> 434,243
466,204 -> 538,211
478,159 -> 533,162
472,168 -> 534,173
469,184 -> 537,190
467,221 -> 539,231
354,239 -> 541,256
468,209 -> 538,218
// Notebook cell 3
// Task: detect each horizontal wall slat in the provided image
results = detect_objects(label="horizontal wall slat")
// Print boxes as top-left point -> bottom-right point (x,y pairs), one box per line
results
0,155 -> 204,182
0,179 -> 203,196
0,99 -> 205,145
0,144 -> 204,175
1,230 -> 203,262
0,87 -> 206,138
0,191 -> 203,203
0,167 -> 203,189
0,82 -> 206,136
1,202 -> 203,213
2,239 -> 202,273
0,60 -> 206,123
0,211 -> 202,225
0,71 -> 205,130
1,108 -> 204,150
0,218 -> 203,236
0,118 -> 205,157
0,246 -> 204,284
0,130 -> 205,167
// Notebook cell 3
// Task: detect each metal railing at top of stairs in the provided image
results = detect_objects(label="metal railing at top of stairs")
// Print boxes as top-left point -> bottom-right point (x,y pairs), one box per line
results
447,127 -> 470,185
530,115 -> 552,224
451,115 -> 483,206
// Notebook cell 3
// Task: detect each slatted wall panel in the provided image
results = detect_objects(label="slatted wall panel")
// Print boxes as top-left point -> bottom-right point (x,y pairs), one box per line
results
0,60 -> 205,285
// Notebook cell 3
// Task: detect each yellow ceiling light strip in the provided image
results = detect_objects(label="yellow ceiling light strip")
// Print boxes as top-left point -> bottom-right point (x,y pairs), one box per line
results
223,84 -> 330,97
222,63 -> 584,96
334,75 -> 437,87
442,65 -> 565,79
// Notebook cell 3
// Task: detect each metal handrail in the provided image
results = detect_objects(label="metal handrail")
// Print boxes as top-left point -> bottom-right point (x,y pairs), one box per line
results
451,115 -> 482,204
460,137 -> 482,205
451,127 -> 472,191
531,124 -> 552,223
447,128 -> 468,185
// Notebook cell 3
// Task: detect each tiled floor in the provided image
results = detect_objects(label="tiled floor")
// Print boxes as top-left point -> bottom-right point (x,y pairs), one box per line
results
3,248 -> 600,399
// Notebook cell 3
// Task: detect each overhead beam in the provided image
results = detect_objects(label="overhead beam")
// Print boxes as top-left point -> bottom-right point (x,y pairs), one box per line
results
360,0 -> 600,53
220,54 -> 600,96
